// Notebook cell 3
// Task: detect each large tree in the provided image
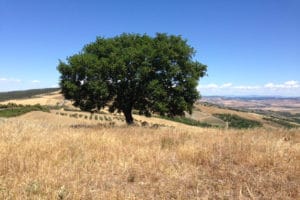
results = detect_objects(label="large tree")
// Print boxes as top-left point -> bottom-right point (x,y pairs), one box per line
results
57,33 -> 207,124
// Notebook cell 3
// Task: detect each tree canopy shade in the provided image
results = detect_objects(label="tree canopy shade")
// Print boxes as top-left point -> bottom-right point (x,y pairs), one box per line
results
57,33 -> 207,124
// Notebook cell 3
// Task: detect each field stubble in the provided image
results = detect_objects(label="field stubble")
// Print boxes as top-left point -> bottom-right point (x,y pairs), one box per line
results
0,112 -> 299,199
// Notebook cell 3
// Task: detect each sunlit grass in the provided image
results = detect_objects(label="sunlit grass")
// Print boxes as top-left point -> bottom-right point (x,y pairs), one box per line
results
0,112 -> 299,199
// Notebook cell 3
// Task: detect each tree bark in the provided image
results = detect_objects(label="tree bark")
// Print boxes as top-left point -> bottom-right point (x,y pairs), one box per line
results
123,109 -> 134,125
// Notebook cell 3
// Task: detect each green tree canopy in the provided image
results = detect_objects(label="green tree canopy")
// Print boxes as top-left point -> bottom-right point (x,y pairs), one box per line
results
57,33 -> 207,124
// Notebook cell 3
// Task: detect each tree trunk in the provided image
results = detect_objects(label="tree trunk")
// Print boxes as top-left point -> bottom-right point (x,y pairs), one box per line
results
123,109 -> 134,125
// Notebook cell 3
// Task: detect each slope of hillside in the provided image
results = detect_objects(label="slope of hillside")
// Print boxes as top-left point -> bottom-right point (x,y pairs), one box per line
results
0,111 -> 299,199
1,89 -> 300,129
195,102 -> 263,122
0,91 -> 299,198
201,96 -> 300,114
194,102 -> 300,129
184,110 -> 226,127
0,88 -> 59,102
0,90 -> 74,108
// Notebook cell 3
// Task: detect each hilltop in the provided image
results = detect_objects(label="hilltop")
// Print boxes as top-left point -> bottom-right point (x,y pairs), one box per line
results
1,89 -> 300,129
0,88 -> 60,102
1,109 -> 299,199
0,89 -> 299,199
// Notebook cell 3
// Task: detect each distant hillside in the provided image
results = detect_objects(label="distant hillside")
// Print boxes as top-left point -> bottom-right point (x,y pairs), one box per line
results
199,97 -> 300,129
200,96 -> 300,114
0,88 -> 60,102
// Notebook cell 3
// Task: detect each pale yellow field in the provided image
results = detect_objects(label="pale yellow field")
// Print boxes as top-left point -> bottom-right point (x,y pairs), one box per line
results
0,111 -> 299,199
195,103 -> 264,122
0,91 -> 73,108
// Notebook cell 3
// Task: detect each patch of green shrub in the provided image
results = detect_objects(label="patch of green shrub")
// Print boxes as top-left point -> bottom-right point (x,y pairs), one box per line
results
70,113 -> 78,118
158,116 -> 212,128
104,116 -> 112,121
0,104 -> 49,118
263,117 -> 299,129
213,113 -> 262,129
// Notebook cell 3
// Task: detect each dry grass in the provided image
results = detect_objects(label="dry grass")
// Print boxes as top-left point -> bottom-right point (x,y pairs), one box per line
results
195,104 -> 283,129
0,91 -> 73,107
196,104 -> 264,122
0,111 -> 299,199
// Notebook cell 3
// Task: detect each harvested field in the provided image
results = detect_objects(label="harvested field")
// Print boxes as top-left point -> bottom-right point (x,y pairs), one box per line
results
0,111 -> 299,199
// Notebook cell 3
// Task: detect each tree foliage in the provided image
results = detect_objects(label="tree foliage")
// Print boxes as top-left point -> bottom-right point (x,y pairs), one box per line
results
58,33 -> 207,124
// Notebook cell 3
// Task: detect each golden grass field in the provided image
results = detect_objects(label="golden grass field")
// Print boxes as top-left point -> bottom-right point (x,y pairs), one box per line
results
0,110 -> 299,199
0,91 -> 73,108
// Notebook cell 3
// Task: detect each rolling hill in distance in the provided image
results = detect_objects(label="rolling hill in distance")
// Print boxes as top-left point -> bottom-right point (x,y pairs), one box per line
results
201,96 -> 300,113
1,88 -> 300,130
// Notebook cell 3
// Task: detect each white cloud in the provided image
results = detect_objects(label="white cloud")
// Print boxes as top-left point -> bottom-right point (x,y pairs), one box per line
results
220,83 -> 232,88
31,80 -> 41,83
233,85 -> 261,90
199,83 -> 258,90
51,84 -> 59,88
264,83 -> 274,88
198,83 -> 219,89
0,77 -> 21,83
264,80 -> 299,89
284,80 -> 298,86
198,80 -> 300,96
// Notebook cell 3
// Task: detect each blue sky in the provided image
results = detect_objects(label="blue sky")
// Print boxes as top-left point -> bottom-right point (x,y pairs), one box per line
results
1,0 -> 299,96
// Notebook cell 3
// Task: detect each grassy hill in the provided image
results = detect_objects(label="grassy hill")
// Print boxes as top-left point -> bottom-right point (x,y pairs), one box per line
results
1,88 -> 300,129
0,89 -> 299,199
191,102 -> 300,129
0,111 -> 299,199
0,88 -> 59,101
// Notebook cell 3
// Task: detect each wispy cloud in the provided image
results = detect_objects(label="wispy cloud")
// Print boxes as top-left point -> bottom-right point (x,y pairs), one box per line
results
264,80 -> 299,89
199,83 -> 219,89
0,77 -> 21,83
51,84 -> 59,88
220,83 -> 232,88
198,80 -> 300,96
198,83 -> 233,89
31,80 -> 41,83
233,85 -> 261,90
